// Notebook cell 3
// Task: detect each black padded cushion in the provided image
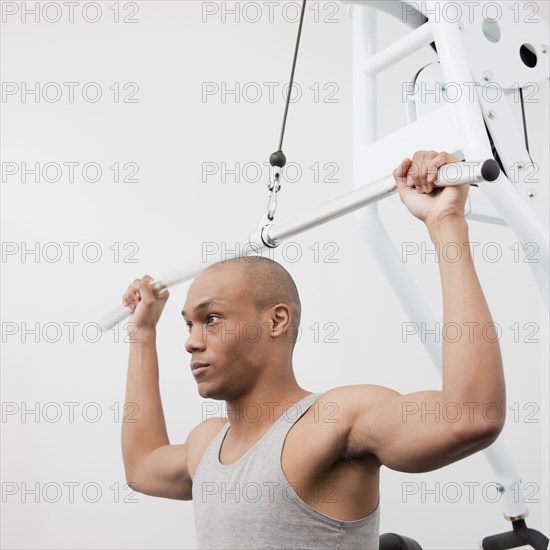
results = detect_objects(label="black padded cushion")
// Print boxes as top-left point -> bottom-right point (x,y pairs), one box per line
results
379,532 -> 423,550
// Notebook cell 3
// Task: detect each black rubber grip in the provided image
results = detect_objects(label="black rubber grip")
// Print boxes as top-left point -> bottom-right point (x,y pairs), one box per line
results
481,159 -> 501,182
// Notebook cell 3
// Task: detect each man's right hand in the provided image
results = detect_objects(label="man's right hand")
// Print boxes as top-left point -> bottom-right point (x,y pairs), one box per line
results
122,275 -> 169,332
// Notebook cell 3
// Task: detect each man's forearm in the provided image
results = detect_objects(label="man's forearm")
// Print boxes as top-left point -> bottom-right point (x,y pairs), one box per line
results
428,217 -> 506,428
122,330 -> 170,478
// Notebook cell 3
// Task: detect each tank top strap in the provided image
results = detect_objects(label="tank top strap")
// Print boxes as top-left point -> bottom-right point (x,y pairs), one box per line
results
268,391 -> 323,440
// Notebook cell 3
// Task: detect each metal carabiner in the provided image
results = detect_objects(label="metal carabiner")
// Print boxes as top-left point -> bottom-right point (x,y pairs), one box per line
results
259,167 -> 282,229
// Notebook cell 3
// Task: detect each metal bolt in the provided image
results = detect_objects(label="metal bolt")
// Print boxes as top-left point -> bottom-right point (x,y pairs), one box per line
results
487,110 -> 496,119
541,44 -> 548,54
528,190 -> 537,199
458,20 -> 463,30
517,161 -> 525,170
482,70 -> 493,82
496,483 -> 505,493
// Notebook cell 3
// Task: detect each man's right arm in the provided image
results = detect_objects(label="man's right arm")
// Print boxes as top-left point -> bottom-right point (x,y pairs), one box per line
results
120,275 -> 226,501
122,328 -> 194,500
125,414 -> 226,501
120,275 -> 195,501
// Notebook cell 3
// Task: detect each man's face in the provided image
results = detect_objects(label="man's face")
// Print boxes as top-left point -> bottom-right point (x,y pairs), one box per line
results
182,264 -> 268,400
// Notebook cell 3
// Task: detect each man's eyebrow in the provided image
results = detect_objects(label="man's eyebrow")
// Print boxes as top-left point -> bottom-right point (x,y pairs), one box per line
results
181,300 -> 225,319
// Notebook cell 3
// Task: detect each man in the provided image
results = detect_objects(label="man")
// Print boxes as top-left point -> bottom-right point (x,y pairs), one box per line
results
120,151 -> 505,549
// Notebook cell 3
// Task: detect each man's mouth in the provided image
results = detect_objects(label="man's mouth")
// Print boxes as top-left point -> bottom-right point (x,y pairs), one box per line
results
191,362 -> 210,376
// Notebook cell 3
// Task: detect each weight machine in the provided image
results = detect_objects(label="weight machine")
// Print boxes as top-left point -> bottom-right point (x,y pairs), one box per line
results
99,1 -> 549,547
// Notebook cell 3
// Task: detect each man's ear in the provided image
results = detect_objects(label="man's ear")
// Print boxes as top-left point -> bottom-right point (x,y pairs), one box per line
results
270,305 -> 299,343
272,305 -> 290,330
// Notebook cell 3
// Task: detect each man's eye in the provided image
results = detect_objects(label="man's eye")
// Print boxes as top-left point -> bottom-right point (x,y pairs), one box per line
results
206,315 -> 220,324
186,322 -> 192,331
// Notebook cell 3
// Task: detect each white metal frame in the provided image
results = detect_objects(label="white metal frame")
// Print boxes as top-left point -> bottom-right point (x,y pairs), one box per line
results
344,0 -> 549,528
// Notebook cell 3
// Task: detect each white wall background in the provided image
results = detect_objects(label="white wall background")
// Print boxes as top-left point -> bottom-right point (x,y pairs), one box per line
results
1,1 -> 548,549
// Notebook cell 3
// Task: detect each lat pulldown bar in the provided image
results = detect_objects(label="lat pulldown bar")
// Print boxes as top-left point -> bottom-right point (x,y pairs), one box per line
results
98,158 -> 500,332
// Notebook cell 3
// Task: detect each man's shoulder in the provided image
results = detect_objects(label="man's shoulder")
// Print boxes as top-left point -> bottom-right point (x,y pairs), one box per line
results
315,384 -> 400,418
282,386 -> 394,475
188,415 -> 227,442
185,416 -> 228,479
185,415 -> 227,453
308,385 -> 400,447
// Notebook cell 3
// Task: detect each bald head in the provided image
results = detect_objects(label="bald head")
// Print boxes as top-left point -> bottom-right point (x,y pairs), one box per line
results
205,256 -> 302,333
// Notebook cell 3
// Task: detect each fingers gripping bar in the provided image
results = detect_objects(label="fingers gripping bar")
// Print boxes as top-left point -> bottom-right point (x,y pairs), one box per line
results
98,159 -> 500,332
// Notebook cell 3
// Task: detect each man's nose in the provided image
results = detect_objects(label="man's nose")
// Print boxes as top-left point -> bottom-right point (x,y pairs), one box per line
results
185,326 -> 207,353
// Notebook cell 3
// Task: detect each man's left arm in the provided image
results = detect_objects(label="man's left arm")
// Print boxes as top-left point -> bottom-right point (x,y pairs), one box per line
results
326,152 -> 506,473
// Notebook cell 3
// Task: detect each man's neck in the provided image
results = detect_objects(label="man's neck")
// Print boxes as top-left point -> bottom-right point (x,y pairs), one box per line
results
224,384 -> 312,443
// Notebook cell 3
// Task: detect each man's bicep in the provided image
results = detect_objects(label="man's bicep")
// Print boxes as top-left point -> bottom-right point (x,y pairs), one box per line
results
130,443 -> 192,501
345,387 -> 496,473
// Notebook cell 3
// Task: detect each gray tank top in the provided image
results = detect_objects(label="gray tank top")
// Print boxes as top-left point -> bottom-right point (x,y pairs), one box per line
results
192,392 -> 380,549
